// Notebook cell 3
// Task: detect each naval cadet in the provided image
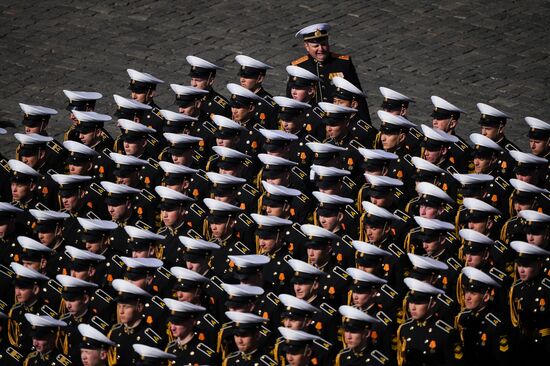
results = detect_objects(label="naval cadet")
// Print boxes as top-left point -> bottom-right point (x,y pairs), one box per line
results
470,132 -> 510,180
335,305 -> 390,366
62,89 -> 103,142
289,23 -> 363,105
163,298 -> 219,365
107,279 -> 164,366
185,55 -> 231,118
272,96 -> 318,168
509,150 -> 548,190
77,323 -> 116,366
276,327 -> 324,366
56,274 -> 101,366
206,171 -> 260,215
222,311 -> 276,366
285,65 -> 325,141
112,94 -> 153,146
331,76 -> 374,137
524,116 -> 550,168
396,277 -> 464,366
509,241 -> 550,359
420,124 -> 460,174
429,96 -> 472,173
235,54 -> 278,129
126,68 -> 165,141
17,103 -> 67,173
455,266 -> 512,365
21,313 -> 69,366
476,102 -> 521,155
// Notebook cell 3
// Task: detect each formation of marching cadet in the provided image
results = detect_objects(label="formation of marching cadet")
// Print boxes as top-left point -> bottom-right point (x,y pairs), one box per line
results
0,22 -> 549,366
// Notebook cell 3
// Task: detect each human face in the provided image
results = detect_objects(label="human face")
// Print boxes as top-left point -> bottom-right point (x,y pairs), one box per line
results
332,97 -> 353,108
234,334 -> 256,352
216,138 -> 234,147
68,163 -> 90,175
369,195 -> 391,209
65,298 -> 87,316
107,203 -> 130,221
517,263 -> 539,281
61,194 -> 80,212
352,290 -> 375,308
240,76 -> 262,92
176,290 -> 199,303
419,204 -> 439,219
464,252 -> 485,268
21,154 -> 40,169
380,132 -> 402,152
467,219 -> 490,235
38,231 -> 56,246
529,138 -> 549,156
258,237 -> 279,254
480,126 -> 500,141
231,106 -> 254,123
11,182 -> 32,201
283,317 -> 307,330
186,261 -> 207,274
473,156 -> 493,173
178,103 -> 199,117
117,303 -> 140,325
463,290 -> 485,310
286,350 -> 309,366
79,130 -> 99,146
307,247 -> 329,267
209,221 -> 230,238
161,209 -> 181,227
280,119 -> 300,134
0,223 -> 11,238
85,241 -> 104,254
70,269 -> 91,281
131,92 -> 147,103
190,77 -> 209,90
25,125 -> 43,134
408,301 -> 431,320
343,330 -> 367,349
304,41 -> 330,62
365,225 -> 387,243
325,121 -> 348,140
81,348 -> 105,366
290,87 -> 314,103
171,151 -> 193,166
432,118 -> 454,133
123,140 -> 146,157
15,286 -> 36,304
526,231 -> 549,247
219,167 -> 240,176
293,282 -> 315,300
422,237 -> 445,256
423,147 -> 445,164
265,205 -> 284,217
512,201 -> 533,214
170,319 -> 194,339
318,215 -> 339,231
33,337 -> 52,353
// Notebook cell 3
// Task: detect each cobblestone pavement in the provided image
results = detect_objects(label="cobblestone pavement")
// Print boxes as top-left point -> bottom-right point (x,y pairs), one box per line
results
1,0 -> 549,154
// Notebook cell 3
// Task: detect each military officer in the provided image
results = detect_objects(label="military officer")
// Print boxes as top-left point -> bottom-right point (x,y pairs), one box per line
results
56,274 -> 100,365
163,298 -> 219,365
335,305 -> 390,366
107,279 -> 164,366
235,54 -> 278,129
126,68 -> 165,140
429,96 -> 472,173
62,89 -> 103,142
18,103 -> 67,173
222,311 -> 276,366
77,323 -> 116,366
509,241 -> 550,358
397,278 -> 464,365
289,23 -> 363,105
185,55 -> 231,118
21,313 -> 69,366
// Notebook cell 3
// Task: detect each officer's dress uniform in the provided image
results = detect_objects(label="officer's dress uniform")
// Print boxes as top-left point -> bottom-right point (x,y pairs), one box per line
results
108,320 -> 164,366
165,334 -> 219,365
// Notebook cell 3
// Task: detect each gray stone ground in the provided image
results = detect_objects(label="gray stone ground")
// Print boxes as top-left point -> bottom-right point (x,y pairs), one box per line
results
1,0 -> 549,155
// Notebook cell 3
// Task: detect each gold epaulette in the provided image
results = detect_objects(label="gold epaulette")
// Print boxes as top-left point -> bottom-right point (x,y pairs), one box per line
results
291,55 -> 309,65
